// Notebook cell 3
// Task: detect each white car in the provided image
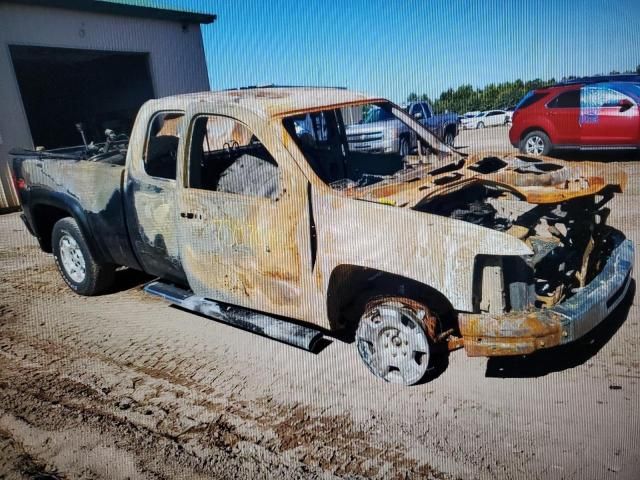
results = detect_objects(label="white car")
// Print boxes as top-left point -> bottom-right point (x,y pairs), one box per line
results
462,110 -> 510,129
460,111 -> 481,120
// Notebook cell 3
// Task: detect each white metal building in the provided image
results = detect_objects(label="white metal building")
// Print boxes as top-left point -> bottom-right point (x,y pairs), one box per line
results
0,0 -> 215,209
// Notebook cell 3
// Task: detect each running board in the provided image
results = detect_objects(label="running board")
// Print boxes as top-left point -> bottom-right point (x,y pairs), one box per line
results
144,280 -> 323,352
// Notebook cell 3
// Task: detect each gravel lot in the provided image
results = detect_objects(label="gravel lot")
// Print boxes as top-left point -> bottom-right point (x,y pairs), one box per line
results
1,124 -> 639,479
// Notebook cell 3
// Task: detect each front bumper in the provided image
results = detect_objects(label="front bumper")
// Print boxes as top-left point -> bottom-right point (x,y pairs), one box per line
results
459,232 -> 634,356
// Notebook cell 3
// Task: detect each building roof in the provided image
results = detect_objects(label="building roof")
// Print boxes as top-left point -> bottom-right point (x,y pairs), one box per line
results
4,0 -> 216,24
150,86 -> 381,119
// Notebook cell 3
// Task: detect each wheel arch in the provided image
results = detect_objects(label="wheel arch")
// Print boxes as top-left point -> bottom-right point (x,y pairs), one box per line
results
443,122 -> 457,137
519,125 -> 551,143
28,192 -> 107,263
325,264 -> 455,333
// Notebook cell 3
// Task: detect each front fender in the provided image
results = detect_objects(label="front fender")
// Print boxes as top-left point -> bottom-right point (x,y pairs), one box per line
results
313,191 -> 531,312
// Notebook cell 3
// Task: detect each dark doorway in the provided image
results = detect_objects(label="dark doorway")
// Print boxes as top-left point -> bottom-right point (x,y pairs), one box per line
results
10,45 -> 155,149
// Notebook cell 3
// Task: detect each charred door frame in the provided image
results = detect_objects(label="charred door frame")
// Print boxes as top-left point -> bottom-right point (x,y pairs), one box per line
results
174,103 -> 320,323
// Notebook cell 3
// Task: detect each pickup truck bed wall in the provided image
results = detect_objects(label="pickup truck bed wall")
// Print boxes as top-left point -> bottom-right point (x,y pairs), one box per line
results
17,159 -> 139,269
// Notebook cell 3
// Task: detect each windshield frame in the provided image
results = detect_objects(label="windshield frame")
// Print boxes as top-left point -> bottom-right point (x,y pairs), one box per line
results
280,100 -> 462,190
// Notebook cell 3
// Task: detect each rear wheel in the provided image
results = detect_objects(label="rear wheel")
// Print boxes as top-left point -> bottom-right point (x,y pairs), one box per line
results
443,130 -> 455,146
520,130 -> 552,156
355,297 -> 434,385
52,217 -> 115,295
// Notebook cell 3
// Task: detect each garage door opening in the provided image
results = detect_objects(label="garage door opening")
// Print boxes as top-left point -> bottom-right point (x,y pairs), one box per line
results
10,45 -> 155,149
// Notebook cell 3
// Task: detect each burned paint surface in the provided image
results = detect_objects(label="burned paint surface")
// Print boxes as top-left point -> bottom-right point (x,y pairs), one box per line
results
340,152 -> 627,207
459,231 -> 634,356
13,87 -> 634,358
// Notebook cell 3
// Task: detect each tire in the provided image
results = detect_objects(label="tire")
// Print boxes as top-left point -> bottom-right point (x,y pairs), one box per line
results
399,136 -> 410,156
443,130 -> 455,147
355,297 -> 435,385
520,130 -> 552,156
477,121 -> 485,129
52,217 -> 115,295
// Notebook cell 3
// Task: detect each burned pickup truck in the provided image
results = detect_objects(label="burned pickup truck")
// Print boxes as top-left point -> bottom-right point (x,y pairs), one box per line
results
11,87 -> 634,385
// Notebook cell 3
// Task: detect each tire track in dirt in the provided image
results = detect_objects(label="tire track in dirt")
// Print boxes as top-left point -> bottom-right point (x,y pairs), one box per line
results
3,192 -> 639,480
0,323 -> 453,479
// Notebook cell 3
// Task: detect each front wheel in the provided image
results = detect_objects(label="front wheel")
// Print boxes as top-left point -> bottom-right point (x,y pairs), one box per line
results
398,136 -> 410,156
476,121 -> 485,129
520,130 -> 552,156
355,297 -> 434,385
52,217 -> 115,295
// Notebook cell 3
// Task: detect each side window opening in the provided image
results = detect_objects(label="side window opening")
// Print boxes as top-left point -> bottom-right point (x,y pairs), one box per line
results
188,115 -> 280,200
144,112 -> 184,180
285,110 -> 347,184
548,90 -> 580,109
581,86 -> 628,108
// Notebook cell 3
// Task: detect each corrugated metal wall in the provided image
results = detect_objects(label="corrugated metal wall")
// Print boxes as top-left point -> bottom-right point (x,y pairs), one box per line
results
0,2 -> 211,209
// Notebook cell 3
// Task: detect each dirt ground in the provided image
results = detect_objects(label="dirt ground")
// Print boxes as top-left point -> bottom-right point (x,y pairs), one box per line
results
1,125 -> 639,479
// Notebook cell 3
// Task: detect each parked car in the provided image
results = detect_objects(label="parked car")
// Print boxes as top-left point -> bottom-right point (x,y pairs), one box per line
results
344,105 -> 414,155
509,80 -> 640,155
405,101 -> 459,146
461,111 -> 481,120
462,110 -> 510,129
11,87 -> 633,385
504,107 -> 515,123
344,101 -> 459,153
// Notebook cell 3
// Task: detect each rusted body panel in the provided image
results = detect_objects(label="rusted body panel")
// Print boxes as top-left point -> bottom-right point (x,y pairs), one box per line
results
459,232 -> 633,356
342,152 -> 627,207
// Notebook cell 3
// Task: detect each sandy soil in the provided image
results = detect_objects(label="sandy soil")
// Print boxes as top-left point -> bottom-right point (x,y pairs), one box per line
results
1,126 -> 639,479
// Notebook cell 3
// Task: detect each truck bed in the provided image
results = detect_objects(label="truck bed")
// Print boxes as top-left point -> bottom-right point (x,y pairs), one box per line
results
11,152 -> 137,269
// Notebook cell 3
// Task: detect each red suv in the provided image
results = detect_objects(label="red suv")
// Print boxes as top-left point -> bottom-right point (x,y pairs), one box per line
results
509,79 -> 640,155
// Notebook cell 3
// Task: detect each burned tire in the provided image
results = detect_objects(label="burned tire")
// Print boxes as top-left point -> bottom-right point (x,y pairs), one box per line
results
52,217 -> 115,296
355,297 -> 434,385
520,130 -> 552,156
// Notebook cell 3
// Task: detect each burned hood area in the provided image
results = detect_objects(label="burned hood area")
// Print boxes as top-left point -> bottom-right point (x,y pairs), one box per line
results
345,152 -> 627,311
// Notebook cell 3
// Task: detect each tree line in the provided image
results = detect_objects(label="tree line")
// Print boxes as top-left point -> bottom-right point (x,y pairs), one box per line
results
408,65 -> 640,114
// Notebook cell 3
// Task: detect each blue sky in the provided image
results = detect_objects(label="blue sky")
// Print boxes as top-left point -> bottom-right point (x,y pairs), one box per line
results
142,0 -> 639,102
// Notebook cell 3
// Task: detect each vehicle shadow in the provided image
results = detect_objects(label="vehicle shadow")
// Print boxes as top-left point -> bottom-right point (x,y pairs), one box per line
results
485,279 -> 636,379
108,268 -> 154,294
551,150 -> 640,162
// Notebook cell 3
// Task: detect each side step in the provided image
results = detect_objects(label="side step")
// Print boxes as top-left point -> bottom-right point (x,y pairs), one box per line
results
144,280 -> 323,352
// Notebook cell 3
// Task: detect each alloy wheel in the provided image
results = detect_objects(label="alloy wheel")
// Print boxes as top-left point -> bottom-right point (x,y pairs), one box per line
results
59,234 -> 86,283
